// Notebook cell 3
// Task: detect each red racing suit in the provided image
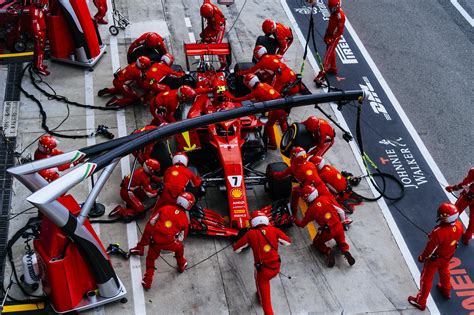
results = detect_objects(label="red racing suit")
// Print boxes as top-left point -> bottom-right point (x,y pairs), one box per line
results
100,63 -> 144,106
127,32 -> 167,60
153,165 -> 201,211
34,148 -> 73,172
140,63 -> 184,100
294,194 -> 349,256
412,220 -> 463,307
238,55 -> 300,95
200,0 -> 226,67
449,168 -> 474,244
308,157 -> 354,209
132,125 -> 159,164
272,23 -> 293,56
149,90 -> 181,123
304,117 -> 335,157
29,3 -> 49,75
272,159 -> 331,213
138,205 -> 189,288
234,225 -> 291,315
119,167 -> 159,216
322,8 -> 345,74
93,0 -> 108,24
230,82 -> 286,148
200,0 -> 226,44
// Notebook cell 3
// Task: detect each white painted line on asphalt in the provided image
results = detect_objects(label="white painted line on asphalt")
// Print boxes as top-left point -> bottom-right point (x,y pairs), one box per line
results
84,69 -> 105,315
185,17 -> 192,28
279,1 -> 441,313
185,18 -> 200,60
451,0 -> 474,27
188,32 -> 196,43
106,1 -> 146,313
344,19 -> 469,227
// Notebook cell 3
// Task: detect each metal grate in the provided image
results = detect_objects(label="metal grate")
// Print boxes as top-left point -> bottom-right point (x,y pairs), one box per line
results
4,63 -> 24,102
0,62 -> 22,287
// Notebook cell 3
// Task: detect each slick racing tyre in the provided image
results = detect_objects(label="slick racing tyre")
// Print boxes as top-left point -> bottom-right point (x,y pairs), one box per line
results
160,65 -> 196,89
233,62 -> 255,96
127,46 -> 163,64
280,122 -> 313,158
186,166 -> 202,198
266,162 -> 292,200
252,36 -> 278,63
150,141 -> 173,176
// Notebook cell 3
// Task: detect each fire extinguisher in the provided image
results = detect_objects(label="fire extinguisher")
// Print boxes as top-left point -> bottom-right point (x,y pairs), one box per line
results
21,242 -> 40,291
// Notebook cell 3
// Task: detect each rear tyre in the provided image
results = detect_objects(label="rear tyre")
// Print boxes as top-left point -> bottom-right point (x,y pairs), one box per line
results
150,141 -> 173,176
266,162 -> 292,200
280,122 -> 313,158
232,62 -> 255,96
126,46 -> 163,64
186,166 -> 202,198
253,36 -> 279,62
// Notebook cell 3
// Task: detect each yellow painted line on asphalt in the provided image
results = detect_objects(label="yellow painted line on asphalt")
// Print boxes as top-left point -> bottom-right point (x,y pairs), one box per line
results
0,51 -> 34,58
1,302 -> 45,312
273,125 -> 317,239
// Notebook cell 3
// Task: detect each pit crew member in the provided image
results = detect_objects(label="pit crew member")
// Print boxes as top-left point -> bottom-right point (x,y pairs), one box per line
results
233,211 -> 291,315
261,19 -> 293,56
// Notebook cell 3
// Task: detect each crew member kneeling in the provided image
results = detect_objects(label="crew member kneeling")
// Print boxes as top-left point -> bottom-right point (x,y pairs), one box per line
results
295,185 -> 355,268
234,211 -> 291,315
130,192 -> 195,289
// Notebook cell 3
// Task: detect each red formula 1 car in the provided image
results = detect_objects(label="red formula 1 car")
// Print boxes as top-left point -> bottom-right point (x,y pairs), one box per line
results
170,43 -> 293,236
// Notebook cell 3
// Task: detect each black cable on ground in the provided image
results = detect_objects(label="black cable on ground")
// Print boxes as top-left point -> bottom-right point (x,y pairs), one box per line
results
28,66 -> 122,111
19,64 -> 114,140
134,221 -> 234,271
225,0 -> 248,35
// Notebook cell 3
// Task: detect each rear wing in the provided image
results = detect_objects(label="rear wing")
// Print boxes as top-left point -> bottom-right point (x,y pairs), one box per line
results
184,42 -> 232,71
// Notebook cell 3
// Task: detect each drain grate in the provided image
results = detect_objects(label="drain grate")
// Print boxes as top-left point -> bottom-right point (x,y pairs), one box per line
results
0,62 -> 23,288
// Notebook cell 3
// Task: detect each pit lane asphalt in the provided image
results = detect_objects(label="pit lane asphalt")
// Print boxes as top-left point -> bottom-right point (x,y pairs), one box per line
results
1,0 -> 429,314
344,0 -> 473,184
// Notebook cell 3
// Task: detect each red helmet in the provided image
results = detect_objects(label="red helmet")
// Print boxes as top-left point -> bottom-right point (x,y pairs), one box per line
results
172,152 -> 188,166
253,45 -> 268,61
39,168 -> 60,183
143,159 -> 160,175
250,210 -> 269,227
437,203 -> 459,224
290,146 -> 307,163
262,19 -> 276,35
145,32 -> 163,47
311,156 -> 326,170
38,135 -> 58,154
200,3 -> 214,18
177,85 -> 197,103
328,0 -> 340,13
136,56 -> 151,70
305,116 -> 321,133
302,185 -> 319,203
243,73 -> 260,89
176,191 -> 196,210
161,53 -> 174,67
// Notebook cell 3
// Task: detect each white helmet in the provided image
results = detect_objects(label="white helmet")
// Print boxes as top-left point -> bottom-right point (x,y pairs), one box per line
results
250,211 -> 270,227
172,152 -> 189,166
243,74 -> 260,89
176,192 -> 196,211
302,185 -> 319,203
